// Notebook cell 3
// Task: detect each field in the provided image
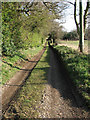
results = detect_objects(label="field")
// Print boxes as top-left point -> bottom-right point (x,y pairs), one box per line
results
58,40 -> 88,54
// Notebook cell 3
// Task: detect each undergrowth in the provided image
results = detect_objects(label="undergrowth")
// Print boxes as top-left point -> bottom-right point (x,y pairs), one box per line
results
54,45 -> 90,108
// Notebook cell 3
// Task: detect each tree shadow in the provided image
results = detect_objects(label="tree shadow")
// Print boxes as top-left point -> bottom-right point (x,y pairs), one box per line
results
3,52 -> 31,62
2,60 -> 36,71
39,46 -> 90,112
4,82 -> 48,87
15,54 -> 38,63
2,46 -> 89,119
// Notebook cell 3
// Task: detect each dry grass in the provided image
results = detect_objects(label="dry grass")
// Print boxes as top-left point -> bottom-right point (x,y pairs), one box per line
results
58,40 -> 88,54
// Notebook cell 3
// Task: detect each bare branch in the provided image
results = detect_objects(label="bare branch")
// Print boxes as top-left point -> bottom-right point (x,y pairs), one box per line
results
43,2 -> 51,11
66,1 -> 74,6
84,2 -> 89,32
74,0 -> 80,36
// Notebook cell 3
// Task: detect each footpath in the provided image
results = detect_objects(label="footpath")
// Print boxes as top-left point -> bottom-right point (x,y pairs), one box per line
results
2,46 -> 90,119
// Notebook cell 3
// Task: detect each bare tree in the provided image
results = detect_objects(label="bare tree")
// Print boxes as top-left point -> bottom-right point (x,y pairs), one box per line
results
74,0 -> 89,52
67,0 -> 89,52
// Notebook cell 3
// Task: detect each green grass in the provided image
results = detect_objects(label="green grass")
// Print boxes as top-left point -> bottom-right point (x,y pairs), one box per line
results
2,63 -> 18,84
2,46 -> 43,85
54,45 -> 90,108
21,46 -> 43,58
5,47 -> 50,118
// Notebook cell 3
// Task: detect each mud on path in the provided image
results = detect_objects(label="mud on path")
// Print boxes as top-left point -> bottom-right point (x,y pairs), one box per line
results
2,47 -> 46,114
38,47 -> 90,118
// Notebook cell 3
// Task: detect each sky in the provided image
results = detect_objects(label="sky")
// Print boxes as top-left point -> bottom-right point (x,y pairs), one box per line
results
1,0 -> 88,32
61,4 -> 77,32
59,0 -> 88,32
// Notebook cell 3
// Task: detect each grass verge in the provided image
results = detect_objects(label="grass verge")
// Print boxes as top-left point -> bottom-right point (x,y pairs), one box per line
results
5,47 -> 50,118
2,46 -> 43,85
54,45 -> 90,108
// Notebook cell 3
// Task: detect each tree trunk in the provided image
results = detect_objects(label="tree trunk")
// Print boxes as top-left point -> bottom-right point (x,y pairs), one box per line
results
79,1 -> 84,52
84,2 -> 89,33
74,0 -> 80,36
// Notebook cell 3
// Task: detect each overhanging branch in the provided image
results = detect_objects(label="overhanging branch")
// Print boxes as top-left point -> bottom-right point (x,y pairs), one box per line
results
66,1 -> 74,5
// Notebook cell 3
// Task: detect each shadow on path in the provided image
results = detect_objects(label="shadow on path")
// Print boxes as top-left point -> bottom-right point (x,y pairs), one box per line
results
36,46 -> 89,113
2,60 -> 38,71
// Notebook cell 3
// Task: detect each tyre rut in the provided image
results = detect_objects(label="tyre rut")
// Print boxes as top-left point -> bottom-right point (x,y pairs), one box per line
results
2,47 -> 46,114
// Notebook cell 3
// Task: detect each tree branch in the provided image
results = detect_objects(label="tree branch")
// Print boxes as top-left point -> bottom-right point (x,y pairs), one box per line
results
43,2 -> 51,11
66,1 -> 74,5
84,2 -> 89,32
74,0 -> 80,36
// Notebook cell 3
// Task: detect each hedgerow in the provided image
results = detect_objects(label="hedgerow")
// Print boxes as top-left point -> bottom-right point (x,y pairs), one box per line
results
54,45 -> 90,107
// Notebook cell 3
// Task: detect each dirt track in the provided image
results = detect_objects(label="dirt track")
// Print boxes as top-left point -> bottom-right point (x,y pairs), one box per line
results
2,48 -> 46,114
38,47 -> 90,118
2,46 -> 90,118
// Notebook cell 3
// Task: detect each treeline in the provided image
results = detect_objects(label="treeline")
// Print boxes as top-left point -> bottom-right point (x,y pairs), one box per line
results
61,30 -> 88,41
62,31 -> 78,40
2,2 -> 62,56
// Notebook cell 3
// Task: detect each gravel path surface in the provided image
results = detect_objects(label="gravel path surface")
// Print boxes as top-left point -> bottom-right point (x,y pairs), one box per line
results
38,48 -> 90,118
